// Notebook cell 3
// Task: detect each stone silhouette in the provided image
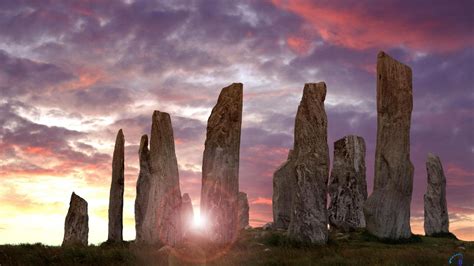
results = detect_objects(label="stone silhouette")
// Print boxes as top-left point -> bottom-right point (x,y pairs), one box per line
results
108,129 -> 125,242
63,192 -> 88,247
272,150 -> 295,229
364,51 -> 414,239
424,153 -> 449,236
181,193 -> 194,236
201,83 -> 243,243
135,134 -> 152,242
238,192 -> 249,230
140,111 -> 183,245
288,82 -> 330,244
328,135 -> 367,232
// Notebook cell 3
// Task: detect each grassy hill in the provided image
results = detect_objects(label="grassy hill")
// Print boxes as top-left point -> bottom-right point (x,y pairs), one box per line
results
0,228 -> 472,265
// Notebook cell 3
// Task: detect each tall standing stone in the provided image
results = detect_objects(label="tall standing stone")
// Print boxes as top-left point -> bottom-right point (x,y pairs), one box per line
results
272,150 -> 295,229
328,135 -> 367,232
201,83 -> 243,243
108,129 -> 124,242
238,192 -> 249,229
63,192 -> 88,246
288,82 -> 330,244
135,134 -> 152,242
364,51 -> 414,239
424,153 -> 449,236
181,193 -> 194,236
141,111 -> 183,245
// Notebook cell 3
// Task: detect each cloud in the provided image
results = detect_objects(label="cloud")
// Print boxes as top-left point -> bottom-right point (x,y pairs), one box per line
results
272,0 -> 474,52
251,197 -> 272,206
0,50 -> 74,97
0,100 -> 110,182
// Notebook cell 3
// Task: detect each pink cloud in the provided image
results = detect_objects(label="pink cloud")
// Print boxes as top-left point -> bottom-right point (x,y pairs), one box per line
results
272,0 -> 474,52
251,197 -> 272,206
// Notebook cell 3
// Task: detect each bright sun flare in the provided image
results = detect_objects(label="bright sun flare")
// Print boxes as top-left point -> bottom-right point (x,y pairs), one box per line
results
192,213 -> 207,230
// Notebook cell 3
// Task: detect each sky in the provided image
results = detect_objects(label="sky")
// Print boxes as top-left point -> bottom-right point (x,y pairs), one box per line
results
0,0 -> 472,245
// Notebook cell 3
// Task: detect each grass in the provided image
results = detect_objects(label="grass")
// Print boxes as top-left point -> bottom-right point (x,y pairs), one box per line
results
0,229 -> 472,265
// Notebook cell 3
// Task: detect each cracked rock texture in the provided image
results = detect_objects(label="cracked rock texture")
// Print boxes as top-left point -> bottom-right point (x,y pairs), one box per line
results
108,129 -> 124,242
328,135 -> 367,232
272,150 -> 295,229
238,192 -> 249,230
63,192 -> 88,247
201,83 -> 243,243
424,153 -> 449,236
364,51 -> 414,240
288,82 -> 330,244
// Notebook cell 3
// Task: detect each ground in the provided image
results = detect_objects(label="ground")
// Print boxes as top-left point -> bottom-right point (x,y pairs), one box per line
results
0,228 -> 472,265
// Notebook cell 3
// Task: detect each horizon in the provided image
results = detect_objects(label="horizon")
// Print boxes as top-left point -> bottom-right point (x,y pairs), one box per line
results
0,0 -> 473,245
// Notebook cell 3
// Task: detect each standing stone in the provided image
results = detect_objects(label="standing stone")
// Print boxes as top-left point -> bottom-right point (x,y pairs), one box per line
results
364,51 -> 414,240
238,192 -> 249,230
63,192 -> 88,246
288,82 -> 330,244
201,83 -> 243,243
328,135 -> 367,232
424,153 -> 449,236
108,129 -> 125,242
135,134 -> 151,242
141,111 -> 183,245
181,193 -> 194,236
272,150 -> 295,229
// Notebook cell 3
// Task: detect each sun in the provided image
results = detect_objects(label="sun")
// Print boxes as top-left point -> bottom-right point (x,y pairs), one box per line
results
191,212 -> 207,230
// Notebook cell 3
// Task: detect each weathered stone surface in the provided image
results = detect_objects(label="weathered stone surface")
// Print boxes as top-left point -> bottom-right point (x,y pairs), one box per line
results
108,129 -> 124,242
238,192 -> 249,230
181,193 -> 194,236
201,83 -> 243,243
364,51 -> 414,240
141,111 -> 183,245
272,150 -> 295,230
328,135 -> 367,232
63,192 -> 88,246
135,134 -> 151,242
288,82 -> 330,244
424,153 -> 449,236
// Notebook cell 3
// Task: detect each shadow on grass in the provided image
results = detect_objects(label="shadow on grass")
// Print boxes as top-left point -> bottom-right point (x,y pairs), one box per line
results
360,230 -> 423,244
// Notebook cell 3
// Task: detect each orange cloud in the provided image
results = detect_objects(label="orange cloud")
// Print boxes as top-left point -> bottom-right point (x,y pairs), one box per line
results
272,0 -> 473,52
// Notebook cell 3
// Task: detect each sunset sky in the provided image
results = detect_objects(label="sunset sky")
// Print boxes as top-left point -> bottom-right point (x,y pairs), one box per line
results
0,0 -> 473,245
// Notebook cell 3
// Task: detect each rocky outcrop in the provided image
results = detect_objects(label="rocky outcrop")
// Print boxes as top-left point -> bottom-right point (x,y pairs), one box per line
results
287,82 -> 330,244
63,192 -> 88,246
272,150 -> 295,229
238,192 -> 249,230
181,193 -> 194,235
328,135 -> 367,232
201,83 -> 243,243
364,51 -> 414,240
140,111 -> 183,245
424,153 -> 449,236
108,129 -> 125,242
135,134 -> 152,242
